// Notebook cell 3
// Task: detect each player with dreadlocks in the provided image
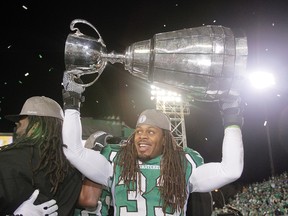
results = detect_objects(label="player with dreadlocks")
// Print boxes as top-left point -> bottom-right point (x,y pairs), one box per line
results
62,72 -> 244,215
115,117 -> 189,214
0,96 -> 82,215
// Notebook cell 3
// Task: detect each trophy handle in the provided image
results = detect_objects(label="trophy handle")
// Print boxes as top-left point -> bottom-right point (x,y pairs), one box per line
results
65,19 -> 108,88
70,19 -> 106,48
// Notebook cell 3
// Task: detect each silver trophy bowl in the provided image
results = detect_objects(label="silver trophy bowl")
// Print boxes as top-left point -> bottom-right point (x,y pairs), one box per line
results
65,19 -> 248,101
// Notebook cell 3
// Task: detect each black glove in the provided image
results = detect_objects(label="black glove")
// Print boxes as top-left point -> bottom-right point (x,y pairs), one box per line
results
219,94 -> 244,128
62,71 -> 85,111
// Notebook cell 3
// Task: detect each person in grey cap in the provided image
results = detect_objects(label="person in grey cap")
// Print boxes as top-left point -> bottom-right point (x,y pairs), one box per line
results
0,96 -> 82,216
62,73 -> 244,215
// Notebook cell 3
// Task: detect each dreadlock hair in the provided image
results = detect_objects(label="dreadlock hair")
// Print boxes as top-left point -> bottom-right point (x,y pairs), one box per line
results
11,116 -> 72,194
115,129 -> 188,215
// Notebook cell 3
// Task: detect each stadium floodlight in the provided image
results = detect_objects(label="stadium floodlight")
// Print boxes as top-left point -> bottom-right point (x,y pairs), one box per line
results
150,85 -> 182,103
249,70 -> 275,89
248,69 -> 276,176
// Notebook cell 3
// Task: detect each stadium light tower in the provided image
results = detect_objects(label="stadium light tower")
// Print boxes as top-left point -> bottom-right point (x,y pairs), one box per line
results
249,70 -> 276,176
150,85 -> 190,147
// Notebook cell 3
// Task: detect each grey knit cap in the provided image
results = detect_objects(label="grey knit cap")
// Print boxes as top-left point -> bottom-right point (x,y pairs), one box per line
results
136,109 -> 171,131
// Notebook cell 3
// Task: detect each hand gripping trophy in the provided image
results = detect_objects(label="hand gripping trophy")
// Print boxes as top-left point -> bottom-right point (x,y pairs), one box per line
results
64,19 -> 248,101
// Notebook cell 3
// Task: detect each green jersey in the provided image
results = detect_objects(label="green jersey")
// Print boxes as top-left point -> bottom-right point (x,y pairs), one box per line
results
101,144 -> 204,216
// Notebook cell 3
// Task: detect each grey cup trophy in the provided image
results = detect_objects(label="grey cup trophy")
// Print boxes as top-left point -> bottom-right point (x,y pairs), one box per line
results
65,19 -> 248,101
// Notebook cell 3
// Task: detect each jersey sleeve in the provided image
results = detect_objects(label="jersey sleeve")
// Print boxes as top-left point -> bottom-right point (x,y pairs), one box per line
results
183,147 -> 204,193
184,147 -> 204,167
101,144 -> 121,163
63,109 -> 113,186
189,127 -> 244,192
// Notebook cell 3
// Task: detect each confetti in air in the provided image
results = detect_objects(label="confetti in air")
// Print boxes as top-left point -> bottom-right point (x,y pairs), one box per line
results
0,0 -> 287,189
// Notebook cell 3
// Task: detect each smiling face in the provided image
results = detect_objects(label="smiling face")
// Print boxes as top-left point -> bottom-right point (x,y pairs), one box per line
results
134,124 -> 164,161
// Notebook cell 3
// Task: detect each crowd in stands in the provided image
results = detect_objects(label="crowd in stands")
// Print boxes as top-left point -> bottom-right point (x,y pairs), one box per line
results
212,172 -> 288,216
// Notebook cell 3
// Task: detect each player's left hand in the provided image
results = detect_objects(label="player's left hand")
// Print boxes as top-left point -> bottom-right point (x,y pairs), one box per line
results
219,92 -> 244,128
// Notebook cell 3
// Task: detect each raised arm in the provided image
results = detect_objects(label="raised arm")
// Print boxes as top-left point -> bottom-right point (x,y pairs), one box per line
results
62,72 -> 112,186
190,95 -> 244,192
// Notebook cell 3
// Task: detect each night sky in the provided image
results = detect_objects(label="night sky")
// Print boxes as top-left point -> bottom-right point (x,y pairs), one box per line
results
1,0 -> 288,184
